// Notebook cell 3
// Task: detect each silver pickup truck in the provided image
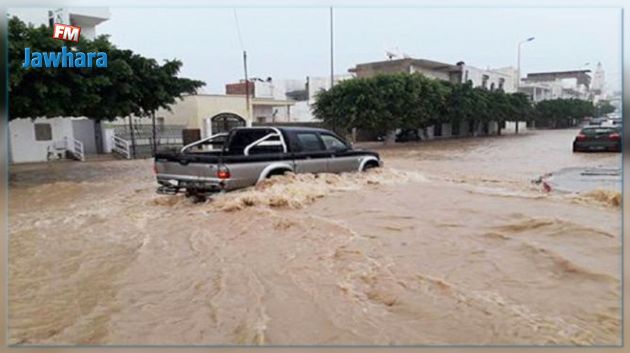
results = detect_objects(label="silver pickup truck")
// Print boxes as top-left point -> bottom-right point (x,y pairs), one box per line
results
154,127 -> 383,198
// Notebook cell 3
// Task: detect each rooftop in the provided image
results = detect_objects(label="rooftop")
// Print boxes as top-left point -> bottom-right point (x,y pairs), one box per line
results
349,58 -> 460,73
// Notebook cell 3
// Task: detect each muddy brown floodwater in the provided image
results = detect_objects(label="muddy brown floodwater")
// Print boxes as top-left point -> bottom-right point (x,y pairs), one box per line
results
8,129 -> 621,345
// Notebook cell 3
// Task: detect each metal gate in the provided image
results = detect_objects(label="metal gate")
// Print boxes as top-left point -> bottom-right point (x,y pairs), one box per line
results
210,113 -> 246,134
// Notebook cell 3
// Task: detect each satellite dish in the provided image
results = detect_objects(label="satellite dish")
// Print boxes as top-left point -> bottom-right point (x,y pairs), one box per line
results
384,45 -> 402,60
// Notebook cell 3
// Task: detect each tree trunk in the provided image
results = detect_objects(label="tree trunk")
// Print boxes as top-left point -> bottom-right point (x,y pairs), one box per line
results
94,120 -> 103,154
515,119 -> 519,134
151,111 -> 157,155
128,116 -> 136,159
384,129 -> 396,145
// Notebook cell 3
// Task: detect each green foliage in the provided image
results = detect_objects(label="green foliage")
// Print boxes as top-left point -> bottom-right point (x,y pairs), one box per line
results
313,73 -> 446,134
9,16 -> 204,120
534,98 -> 594,128
314,72 -> 591,133
594,100 -> 615,117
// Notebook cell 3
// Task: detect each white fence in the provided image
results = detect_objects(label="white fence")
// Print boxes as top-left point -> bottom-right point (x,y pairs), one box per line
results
64,137 -> 85,161
112,135 -> 132,159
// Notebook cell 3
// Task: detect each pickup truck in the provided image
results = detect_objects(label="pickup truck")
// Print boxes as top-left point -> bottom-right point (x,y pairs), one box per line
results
154,126 -> 383,197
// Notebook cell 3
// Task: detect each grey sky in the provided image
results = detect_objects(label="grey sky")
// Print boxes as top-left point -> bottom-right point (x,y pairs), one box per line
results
97,7 -> 622,94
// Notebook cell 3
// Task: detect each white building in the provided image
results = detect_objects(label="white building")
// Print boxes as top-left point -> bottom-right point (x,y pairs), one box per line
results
590,62 -> 607,103
348,57 -> 523,136
8,8 -> 110,40
8,8 -> 110,163
518,69 -> 603,103
460,64 -> 517,93
226,75 -> 352,123
349,58 -> 517,93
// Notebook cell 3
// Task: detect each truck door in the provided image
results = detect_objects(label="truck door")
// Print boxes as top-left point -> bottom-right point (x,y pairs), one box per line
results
292,131 -> 330,174
320,133 -> 360,173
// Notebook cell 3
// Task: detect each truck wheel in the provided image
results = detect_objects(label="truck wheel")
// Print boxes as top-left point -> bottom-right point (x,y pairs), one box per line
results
185,189 -> 207,203
362,161 -> 380,171
266,169 -> 291,179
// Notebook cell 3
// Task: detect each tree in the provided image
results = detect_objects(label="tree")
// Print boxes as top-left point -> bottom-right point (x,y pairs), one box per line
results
534,98 -> 594,128
313,73 -> 448,143
594,100 -> 615,117
8,17 -> 204,127
9,17 -> 90,119
314,72 -> 602,142
125,56 -> 203,153
507,92 -> 533,131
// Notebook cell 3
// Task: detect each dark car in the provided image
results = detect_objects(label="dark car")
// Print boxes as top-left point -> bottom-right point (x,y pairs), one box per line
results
395,129 -> 421,142
573,126 -> 621,152
587,117 -> 607,126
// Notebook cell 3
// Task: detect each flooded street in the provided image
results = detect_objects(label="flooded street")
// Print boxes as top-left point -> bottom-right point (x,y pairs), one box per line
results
8,128 -> 621,345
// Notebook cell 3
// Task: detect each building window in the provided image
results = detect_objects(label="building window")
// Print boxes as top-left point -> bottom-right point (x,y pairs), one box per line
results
34,123 -> 52,141
256,116 -> 266,123
481,75 -> 489,89
498,78 -> 505,90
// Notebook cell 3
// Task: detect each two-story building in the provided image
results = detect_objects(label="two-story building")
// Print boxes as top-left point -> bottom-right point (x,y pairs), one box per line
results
348,58 -> 517,93
519,65 -> 607,104
347,57 -> 521,136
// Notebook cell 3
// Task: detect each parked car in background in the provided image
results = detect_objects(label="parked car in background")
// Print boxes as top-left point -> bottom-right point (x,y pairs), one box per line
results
573,126 -> 621,152
395,129 -> 421,142
601,117 -> 622,128
587,117 -> 607,126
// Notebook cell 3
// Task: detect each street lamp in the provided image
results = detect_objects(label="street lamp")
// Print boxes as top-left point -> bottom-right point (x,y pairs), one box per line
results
516,36 -> 535,134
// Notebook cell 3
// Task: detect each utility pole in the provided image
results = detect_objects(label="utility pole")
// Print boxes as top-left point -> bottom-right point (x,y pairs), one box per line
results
516,36 -> 535,134
243,50 -> 250,122
151,111 -> 157,155
330,6 -> 336,133
330,6 -> 334,90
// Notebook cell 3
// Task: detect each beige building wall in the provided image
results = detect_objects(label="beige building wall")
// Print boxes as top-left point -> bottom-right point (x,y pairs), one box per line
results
194,95 -> 251,137
154,95 -> 252,137
154,96 -> 200,128
109,94 -> 292,139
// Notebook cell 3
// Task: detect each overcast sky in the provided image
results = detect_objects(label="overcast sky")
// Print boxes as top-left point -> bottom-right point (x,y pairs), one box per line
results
96,7 -> 622,94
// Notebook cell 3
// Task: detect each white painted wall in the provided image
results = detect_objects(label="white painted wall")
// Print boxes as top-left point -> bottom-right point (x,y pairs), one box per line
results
8,8 -> 109,40
289,101 -> 314,122
253,105 -> 274,122
463,65 -> 516,93
102,128 -> 114,153
9,118 -> 74,163
503,121 -> 528,133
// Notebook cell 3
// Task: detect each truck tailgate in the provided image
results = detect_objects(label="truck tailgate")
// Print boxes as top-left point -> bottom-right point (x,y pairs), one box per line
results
154,151 -> 221,181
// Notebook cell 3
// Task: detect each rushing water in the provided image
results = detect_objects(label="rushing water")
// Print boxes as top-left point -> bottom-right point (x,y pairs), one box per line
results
8,129 -> 621,345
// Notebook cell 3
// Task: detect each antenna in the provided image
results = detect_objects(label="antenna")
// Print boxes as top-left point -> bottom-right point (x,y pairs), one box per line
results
384,45 -> 404,60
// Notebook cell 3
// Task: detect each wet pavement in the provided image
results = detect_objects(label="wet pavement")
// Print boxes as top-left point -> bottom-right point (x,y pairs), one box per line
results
542,167 -> 621,193
8,128 -> 622,345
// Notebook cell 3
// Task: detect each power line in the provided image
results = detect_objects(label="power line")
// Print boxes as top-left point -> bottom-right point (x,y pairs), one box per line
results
232,8 -> 245,51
